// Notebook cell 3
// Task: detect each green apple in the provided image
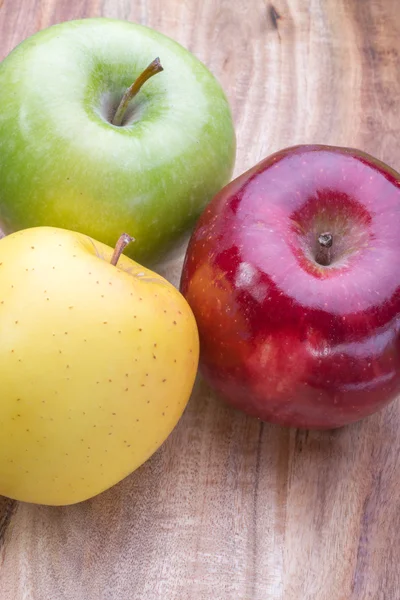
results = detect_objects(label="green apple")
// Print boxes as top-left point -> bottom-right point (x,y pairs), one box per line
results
0,18 -> 236,264
0,226 -> 199,505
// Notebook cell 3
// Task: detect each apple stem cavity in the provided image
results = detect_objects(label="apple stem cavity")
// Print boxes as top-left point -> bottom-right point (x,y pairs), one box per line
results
111,57 -> 164,127
316,232 -> 333,266
111,233 -> 135,266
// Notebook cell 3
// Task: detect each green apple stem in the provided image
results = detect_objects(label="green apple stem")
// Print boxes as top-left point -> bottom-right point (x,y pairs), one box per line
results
112,57 -> 164,126
316,232 -> 333,266
111,233 -> 135,266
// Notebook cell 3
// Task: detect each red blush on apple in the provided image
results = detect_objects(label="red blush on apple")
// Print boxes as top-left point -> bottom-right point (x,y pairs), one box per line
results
180,144 -> 400,429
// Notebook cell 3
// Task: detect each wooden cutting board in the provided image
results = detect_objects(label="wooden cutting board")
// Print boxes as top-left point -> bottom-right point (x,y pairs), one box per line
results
1,1 -> 399,598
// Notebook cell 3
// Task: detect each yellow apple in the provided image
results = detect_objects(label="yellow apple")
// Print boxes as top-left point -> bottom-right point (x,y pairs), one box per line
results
0,226 -> 199,505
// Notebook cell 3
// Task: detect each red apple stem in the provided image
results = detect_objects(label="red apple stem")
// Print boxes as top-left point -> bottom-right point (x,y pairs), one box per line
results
112,57 -> 164,126
111,233 -> 135,266
316,232 -> 333,266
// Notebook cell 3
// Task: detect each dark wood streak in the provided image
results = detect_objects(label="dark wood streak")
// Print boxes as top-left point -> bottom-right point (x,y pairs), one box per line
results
0,499 -> 17,551
250,421 -> 264,599
269,4 -> 282,30
351,488 -> 373,595
348,0 -> 400,158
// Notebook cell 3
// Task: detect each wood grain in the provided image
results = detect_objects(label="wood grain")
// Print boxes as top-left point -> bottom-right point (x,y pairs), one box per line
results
1,0 -> 400,598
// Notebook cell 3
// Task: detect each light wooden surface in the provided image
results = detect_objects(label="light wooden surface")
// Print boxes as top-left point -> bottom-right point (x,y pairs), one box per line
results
1,1 -> 400,598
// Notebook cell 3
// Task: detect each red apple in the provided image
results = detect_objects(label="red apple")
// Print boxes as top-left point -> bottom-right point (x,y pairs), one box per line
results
180,145 -> 400,429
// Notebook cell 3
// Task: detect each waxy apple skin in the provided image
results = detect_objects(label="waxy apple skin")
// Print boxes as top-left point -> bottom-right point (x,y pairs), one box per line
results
0,18 -> 236,265
181,145 -> 400,429
0,226 -> 199,505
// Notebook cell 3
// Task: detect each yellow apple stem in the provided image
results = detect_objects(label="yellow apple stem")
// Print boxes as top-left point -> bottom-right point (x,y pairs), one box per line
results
111,233 -> 135,266
112,57 -> 164,127
316,232 -> 333,266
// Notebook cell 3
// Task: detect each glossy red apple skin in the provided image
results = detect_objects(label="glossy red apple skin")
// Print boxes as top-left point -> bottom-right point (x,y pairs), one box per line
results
180,145 -> 400,429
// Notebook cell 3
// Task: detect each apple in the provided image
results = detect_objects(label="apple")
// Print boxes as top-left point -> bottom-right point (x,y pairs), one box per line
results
0,226 -> 199,505
180,144 -> 400,429
0,18 -> 236,265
